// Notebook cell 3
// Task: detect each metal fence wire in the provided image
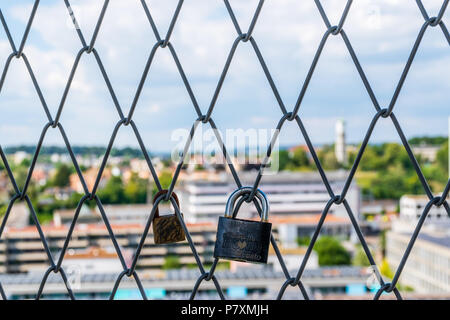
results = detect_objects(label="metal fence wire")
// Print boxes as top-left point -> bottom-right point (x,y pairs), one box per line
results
0,0 -> 449,300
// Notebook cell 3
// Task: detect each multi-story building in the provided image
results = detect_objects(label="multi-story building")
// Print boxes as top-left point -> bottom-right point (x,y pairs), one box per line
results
0,219 -> 326,274
386,228 -> 450,293
392,195 -> 450,234
0,222 -> 218,273
179,171 -> 360,222
0,266 -> 374,300
54,203 -> 167,226
399,195 -> 449,222
179,171 -> 358,243
387,194 -> 450,294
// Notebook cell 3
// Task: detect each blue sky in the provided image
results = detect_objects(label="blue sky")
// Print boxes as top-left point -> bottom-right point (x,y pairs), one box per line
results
0,0 -> 448,152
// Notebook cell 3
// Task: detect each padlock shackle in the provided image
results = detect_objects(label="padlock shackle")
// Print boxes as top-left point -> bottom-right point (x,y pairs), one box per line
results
224,187 -> 269,222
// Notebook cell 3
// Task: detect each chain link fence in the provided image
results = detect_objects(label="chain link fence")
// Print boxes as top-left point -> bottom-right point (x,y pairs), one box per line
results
0,0 -> 449,300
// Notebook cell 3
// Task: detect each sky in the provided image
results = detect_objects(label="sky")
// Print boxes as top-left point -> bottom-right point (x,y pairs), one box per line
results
0,0 -> 449,153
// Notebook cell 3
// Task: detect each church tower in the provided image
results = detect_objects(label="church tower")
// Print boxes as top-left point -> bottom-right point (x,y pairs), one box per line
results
335,119 -> 346,165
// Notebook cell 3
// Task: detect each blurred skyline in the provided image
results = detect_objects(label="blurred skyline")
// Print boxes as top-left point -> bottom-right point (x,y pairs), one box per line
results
0,0 -> 449,152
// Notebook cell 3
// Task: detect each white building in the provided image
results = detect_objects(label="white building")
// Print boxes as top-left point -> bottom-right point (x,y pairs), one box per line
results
13,151 -> 29,165
387,227 -> 450,293
393,195 -> 450,233
272,214 -> 353,248
387,194 -> 450,293
411,145 -> 441,163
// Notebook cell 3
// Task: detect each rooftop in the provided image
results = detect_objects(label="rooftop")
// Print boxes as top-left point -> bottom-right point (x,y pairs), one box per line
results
3,221 -> 215,235
417,232 -> 450,248
183,170 -> 351,185
0,266 -> 370,285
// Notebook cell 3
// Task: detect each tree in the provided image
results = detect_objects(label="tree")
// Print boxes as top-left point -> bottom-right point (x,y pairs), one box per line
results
290,148 -> 310,168
322,152 -> 340,170
409,136 -> 447,146
380,258 -> 394,280
436,141 -> 448,175
162,255 -> 181,270
370,167 -> 422,199
152,171 -> 173,196
20,158 -> 31,167
276,150 -> 290,171
314,236 -> 351,266
359,145 -> 383,171
12,166 -> 29,194
52,164 -> 72,187
296,236 -> 311,247
383,143 -> 411,170
124,173 -> 148,203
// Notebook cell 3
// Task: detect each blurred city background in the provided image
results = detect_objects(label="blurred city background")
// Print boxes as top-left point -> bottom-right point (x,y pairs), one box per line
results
0,119 -> 448,299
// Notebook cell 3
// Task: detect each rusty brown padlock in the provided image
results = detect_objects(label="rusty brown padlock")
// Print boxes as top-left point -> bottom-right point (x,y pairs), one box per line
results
152,190 -> 186,244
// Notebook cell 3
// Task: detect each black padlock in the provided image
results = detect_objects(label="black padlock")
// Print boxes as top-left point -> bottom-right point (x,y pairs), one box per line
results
214,187 -> 272,264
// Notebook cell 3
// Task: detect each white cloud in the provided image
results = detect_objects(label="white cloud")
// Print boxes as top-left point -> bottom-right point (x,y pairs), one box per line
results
0,0 -> 448,151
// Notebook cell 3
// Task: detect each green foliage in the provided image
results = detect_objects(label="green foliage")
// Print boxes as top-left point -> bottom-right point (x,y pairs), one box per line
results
66,192 -> 87,208
216,261 -> 230,270
399,284 -> 414,292
275,148 -> 311,171
13,166 -> 29,191
352,245 -> 371,267
290,148 -> 309,168
380,258 -> 394,280
152,171 -> 173,196
97,176 -> 125,204
20,158 -> 31,167
0,203 -> 7,218
124,173 -> 148,204
195,164 -> 205,171
37,212 -> 53,225
277,150 -> 290,171
52,164 -> 72,187
318,145 -> 342,170
96,173 -> 150,205
359,143 -> 411,171
296,236 -> 311,246
161,159 -> 172,168
436,141 -> 448,176
322,152 -> 340,170
314,236 -> 351,266
379,258 -> 415,292
202,262 -> 230,271
357,140 -> 448,199
408,136 -> 447,146
162,255 -> 181,270
27,210 -> 53,226
368,167 -> 422,199
3,145 -> 148,159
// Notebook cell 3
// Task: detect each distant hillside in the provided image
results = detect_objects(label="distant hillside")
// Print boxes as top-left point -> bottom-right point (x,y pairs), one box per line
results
408,136 -> 447,146
2,145 -> 158,158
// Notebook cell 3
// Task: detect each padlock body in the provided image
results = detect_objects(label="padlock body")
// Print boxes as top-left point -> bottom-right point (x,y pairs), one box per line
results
153,214 -> 186,244
214,216 -> 272,264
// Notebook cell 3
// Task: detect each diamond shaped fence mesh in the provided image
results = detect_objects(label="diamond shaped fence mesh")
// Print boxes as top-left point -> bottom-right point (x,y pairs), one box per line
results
0,0 -> 449,300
